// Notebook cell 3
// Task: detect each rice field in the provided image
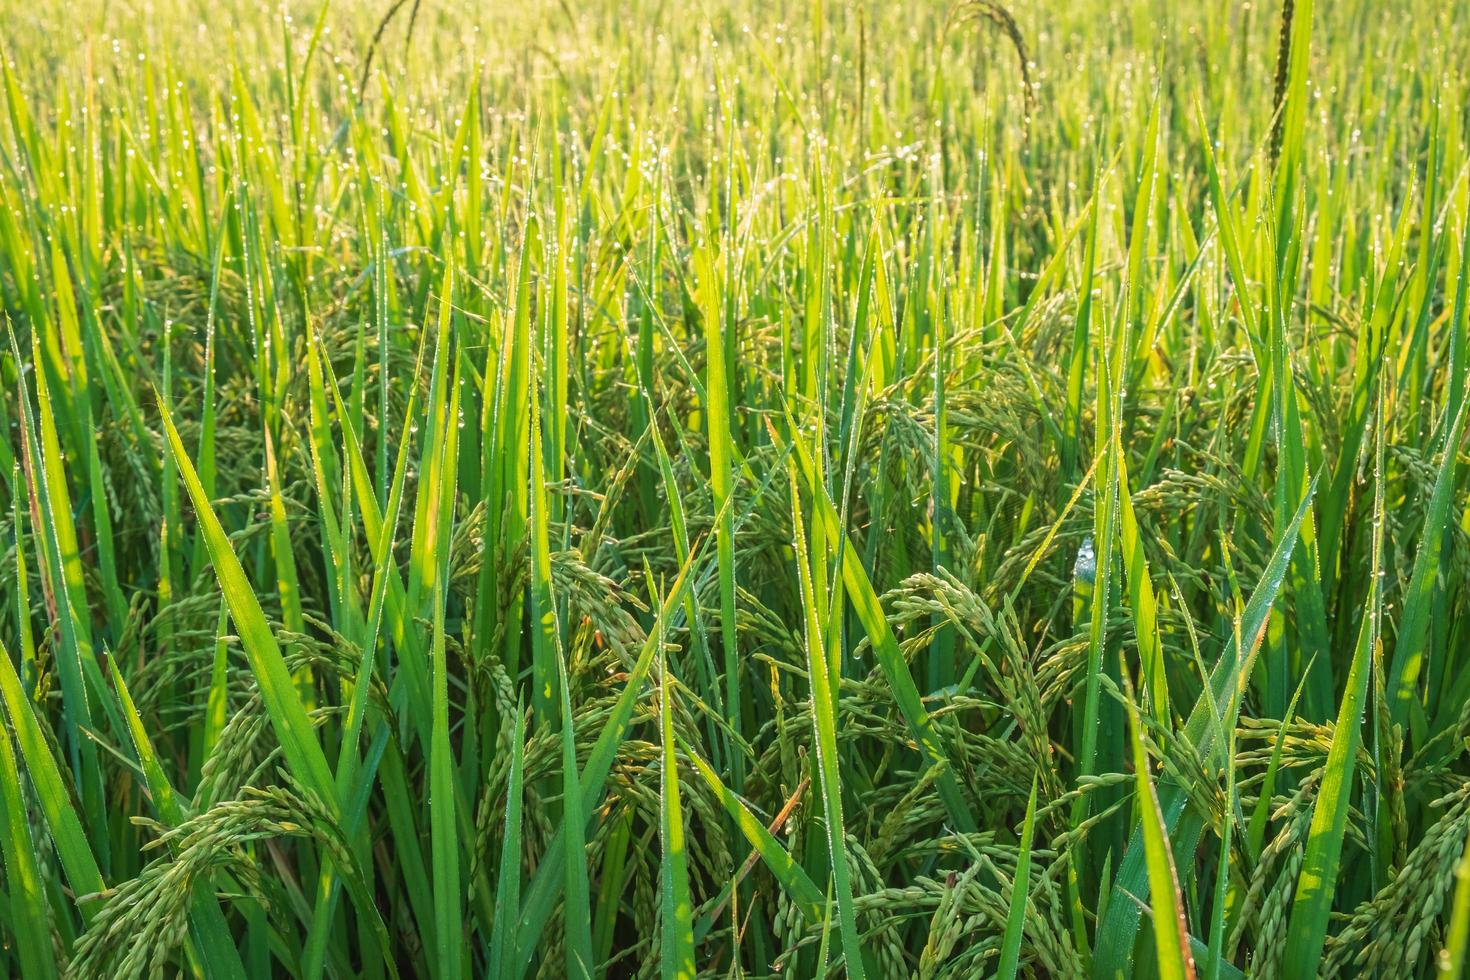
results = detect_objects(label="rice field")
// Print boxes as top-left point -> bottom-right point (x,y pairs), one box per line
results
0,0 -> 1468,975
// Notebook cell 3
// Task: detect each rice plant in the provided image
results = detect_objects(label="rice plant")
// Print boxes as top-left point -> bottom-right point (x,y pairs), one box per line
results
0,0 -> 1468,976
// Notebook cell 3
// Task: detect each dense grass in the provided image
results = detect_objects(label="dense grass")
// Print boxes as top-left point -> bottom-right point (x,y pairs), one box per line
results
0,0 -> 1468,975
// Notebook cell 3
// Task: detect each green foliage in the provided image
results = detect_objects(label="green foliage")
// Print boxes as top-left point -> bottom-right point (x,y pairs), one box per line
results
0,0 -> 1468,976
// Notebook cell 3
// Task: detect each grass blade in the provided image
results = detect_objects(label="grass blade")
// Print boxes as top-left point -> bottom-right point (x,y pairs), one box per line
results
1282,380 -> 1386,977
657,594 -> 696,979
157,399 -> 336,805
787,462 -> 865,980
996,775 -> 1038,980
